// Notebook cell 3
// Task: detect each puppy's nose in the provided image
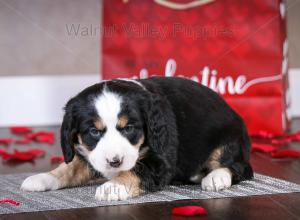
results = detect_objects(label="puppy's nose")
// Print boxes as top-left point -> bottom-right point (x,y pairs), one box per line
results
106,156 -> 123,168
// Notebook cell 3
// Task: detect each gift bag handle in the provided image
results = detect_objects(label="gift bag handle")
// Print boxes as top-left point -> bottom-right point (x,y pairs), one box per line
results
154,0 -> 214,10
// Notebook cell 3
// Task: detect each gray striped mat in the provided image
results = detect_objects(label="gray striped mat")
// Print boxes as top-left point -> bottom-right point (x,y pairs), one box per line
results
1,173 -> 300,214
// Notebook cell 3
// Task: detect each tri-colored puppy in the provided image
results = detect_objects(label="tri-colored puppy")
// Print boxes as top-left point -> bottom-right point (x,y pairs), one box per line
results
21,77 -> 253,201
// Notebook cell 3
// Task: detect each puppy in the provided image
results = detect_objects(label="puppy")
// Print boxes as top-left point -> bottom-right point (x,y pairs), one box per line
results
21,77 -> 253,201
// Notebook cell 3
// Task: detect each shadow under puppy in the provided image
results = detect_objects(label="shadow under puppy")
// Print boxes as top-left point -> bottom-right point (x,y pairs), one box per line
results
21,77 -> 253,201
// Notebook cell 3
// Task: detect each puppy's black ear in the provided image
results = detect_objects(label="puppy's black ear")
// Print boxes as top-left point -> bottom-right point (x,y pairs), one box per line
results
143,94 -> 177,153
60,100 -> 78,163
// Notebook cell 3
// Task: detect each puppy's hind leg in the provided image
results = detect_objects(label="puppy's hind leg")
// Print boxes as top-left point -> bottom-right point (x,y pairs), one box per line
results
21,156 -> 92,191
201,142 -> 253,192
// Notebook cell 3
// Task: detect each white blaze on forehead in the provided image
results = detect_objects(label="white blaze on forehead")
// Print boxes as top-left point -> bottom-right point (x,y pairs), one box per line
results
91,89 -> 139,178
95,89 -> 122,125
90,88 -> 139,178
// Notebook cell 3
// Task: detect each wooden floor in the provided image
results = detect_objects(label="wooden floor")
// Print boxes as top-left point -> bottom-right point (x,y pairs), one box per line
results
1,120 -> 300,220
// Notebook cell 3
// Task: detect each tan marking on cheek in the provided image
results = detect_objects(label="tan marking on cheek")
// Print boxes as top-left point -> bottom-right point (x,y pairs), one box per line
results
117,115 -> 129,128
49,156 -> 92,188
77,135 -> 90,149
76,134 -> 91,157
134,135 -> 145,149
94,118 -> 105,130
206,146 -> 224,170
138,146 -> 149,160
77,134 -> 83,145
111,171 -> 143,197
136,135 -> 147,160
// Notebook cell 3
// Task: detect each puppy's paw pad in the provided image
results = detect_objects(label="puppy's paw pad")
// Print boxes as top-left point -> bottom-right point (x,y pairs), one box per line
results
201,168 -> 232,192
95,181 -> 131,201
21,173 -> 59,192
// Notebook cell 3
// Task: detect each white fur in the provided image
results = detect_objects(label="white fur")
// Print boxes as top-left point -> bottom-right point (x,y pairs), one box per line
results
95,181 -> 131,201
75,144 -> 90,158
201,168 -> 232,192
20,173 -> 60,192
89,90 -> 139,179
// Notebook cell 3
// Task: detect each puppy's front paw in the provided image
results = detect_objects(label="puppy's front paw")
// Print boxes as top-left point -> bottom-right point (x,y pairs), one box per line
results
201,168 -> 232,192
95,181 -> 131,201
21,173 -> 60,192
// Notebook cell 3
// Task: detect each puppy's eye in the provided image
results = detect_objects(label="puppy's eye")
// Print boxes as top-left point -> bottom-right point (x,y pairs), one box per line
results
89,128 -> 102,137
122,125 -> 135,134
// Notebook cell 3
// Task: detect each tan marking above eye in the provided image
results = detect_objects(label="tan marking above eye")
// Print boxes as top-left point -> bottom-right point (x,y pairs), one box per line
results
117,115 -> 129,129
94,118 -> 105,130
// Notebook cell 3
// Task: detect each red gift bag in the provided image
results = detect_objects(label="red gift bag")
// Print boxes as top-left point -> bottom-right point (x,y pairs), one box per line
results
102,0 -> 290,135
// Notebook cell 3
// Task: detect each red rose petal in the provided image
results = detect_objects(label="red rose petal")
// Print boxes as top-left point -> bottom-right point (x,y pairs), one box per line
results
10,126 -> 32,134
0,138 -> 13,146
286,132 -> 300,141
172,206 -> 207,216
15,138 -> 33,145
0,200 -> 20,206
25,131 -> 55,145
0,148 -> 9,156
0,148 -> 45,161
14,131 -> 55,145
50,155 -> 64,163
250,131 -> 300,160
250,130 -> 300,143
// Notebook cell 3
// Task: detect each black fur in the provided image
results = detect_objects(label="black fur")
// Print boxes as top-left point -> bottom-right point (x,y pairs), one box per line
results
60,77 -> 253,192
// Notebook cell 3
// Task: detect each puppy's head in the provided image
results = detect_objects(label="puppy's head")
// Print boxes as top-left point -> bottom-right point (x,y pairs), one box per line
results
60,80 -> 147,178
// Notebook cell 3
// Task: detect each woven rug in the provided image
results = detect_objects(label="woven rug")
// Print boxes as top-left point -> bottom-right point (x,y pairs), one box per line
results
1,172 -> 300,215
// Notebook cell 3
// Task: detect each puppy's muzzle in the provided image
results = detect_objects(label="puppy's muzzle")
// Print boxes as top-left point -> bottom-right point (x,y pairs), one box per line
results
106,156 -> 124,168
